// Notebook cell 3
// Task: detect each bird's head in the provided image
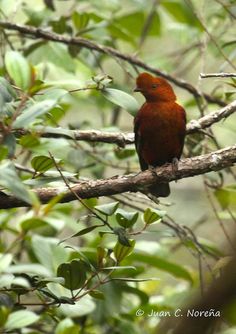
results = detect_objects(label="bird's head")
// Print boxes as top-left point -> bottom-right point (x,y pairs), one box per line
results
134,72 -> 176,102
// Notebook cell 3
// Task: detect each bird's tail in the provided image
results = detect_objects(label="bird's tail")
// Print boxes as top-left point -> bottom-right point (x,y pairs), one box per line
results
149,182 -> 170,197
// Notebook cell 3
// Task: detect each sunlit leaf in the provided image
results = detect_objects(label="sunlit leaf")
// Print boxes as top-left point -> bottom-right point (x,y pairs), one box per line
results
143,208 -> 166,225
95,201 -> 119,216
102,88 -> 138,116
5,310 -> 39,330
55,318 -> 79,334
0,254 -> 13,273
5,51 -> 32,91
113,239 -> 135,263
13,100 -> 57,128
0,162 -> 32,204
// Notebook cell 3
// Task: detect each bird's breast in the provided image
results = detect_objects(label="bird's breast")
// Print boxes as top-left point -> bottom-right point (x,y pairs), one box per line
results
135,102 -> 186,166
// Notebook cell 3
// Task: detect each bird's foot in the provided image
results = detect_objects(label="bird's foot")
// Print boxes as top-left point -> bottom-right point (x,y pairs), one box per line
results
172,157 -> 179,183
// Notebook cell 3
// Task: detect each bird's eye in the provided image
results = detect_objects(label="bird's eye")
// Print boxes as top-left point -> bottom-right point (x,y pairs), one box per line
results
152,84 -> 158,89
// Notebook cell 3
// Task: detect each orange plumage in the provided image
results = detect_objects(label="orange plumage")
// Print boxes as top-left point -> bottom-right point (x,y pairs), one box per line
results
134,72 -> 186,197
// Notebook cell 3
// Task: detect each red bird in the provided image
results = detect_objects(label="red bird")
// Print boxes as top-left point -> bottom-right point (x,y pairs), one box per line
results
134,72 -> 186,197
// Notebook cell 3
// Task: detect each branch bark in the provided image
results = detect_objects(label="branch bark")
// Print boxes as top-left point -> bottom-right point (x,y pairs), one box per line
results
14,99 -> 236,146
1,145 -> 235,209
0,21 -> 226,107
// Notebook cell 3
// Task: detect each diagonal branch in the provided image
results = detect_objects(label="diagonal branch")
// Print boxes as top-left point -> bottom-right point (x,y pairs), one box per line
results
14,99 -> 236,146
0,144 -> 235,209
0,21 -> 226,107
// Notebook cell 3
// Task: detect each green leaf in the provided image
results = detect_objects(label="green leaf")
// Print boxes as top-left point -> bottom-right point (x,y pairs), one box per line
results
5,51 -> 32,91
0,77 -> 16,103
60,224 -> 104,244
28,42 -> 75,73
162,0 -> 202,30
57,260 -> 87,290
0,274 -> 14,289
89,290 -> 105,300
13,100 -> 57,128
102,88 -> 138,116
72,12 -> 90,31
115,148 -> 136,160
114,239 -> 136,263
0,146 -> 8,161
116,209 -> 139,228
2,133 -> 16,158
51,16 -> 68,34
31,155 -> 55,173
6,264 -> 51,277
0,254 -> 13,273
214,187 -> 236,209
55,318 -> 79,334
107,23 -> 135,44
71,225 -> 104,237
95,201 -> 119,216
19,134 -> 40,148
113,11 -> 161,38
0,162 -> 32,204
32,235 -> 69,273
143,208 -> 166,225
97,246 -> 107,267
20,218 -> 47,232
5,310 -> 39,330
128,252 -> 193,283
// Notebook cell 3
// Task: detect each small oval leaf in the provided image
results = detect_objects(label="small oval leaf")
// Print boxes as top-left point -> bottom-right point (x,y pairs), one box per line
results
5,310 -> 39,330
95,201 -> 119,216
13,100 -> 57,128
57,260 -> 87,290
31,155 -> 55,173
5,51 -> 32,91
103,88 -> 138,116
143,208 -> 166,225
114,239 -> 136,263
116,209 -> 139,228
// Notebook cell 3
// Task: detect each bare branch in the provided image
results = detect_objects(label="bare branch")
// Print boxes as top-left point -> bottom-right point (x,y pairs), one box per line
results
186,99 -> 236,133
0,21 -> 226,107
200,72 -> 236,78
0,145 -> 235,209
14,99 -> 236,146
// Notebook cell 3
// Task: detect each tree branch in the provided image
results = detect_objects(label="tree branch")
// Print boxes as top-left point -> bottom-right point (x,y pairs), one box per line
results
14,100 -> 236,146
0,21 -> 226,107
200,72 -> 236,78
0,145 -> 235,209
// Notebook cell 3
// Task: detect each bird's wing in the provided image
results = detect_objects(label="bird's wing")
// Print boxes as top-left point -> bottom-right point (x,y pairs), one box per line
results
134,114 -> 148,171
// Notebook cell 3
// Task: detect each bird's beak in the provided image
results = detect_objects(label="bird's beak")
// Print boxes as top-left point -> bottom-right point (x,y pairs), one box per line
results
134,87 -> 142,92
